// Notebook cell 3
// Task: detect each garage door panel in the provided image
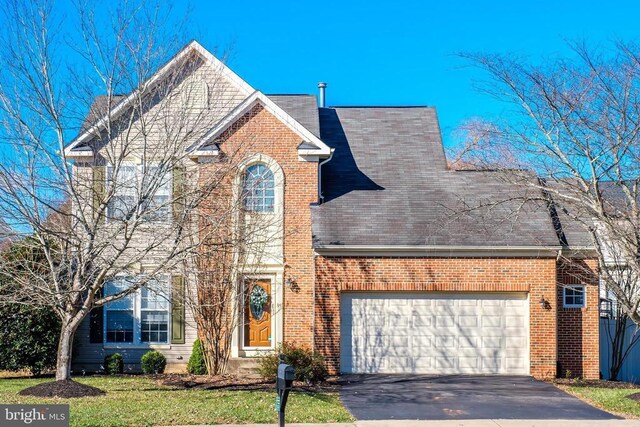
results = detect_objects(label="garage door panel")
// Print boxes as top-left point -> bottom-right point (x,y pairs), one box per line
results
436,315 -> 456,327
481,315 -> 502,327
411,299 -> 434,308
435,335 -> 457,348
413,356 -> 433,369
459,357 -> 480,369
506,336 -> 527,348
458,336 -> 479,348
388,314 -> 410,328
412,336 -> 432,348
506,357 -> 526,369
435,356 -> 456,369
341,293 -> 529,375
482,358 -> 502,371
458,315 -> 478,327
505,315 -> 526,328
412,314 -> 433,327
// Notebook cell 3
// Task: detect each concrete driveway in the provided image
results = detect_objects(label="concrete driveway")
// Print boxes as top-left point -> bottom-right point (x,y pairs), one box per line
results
339,375 -> 621,420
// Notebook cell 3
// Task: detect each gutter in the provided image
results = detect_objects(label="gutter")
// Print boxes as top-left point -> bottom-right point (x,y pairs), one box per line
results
313,244 -> 566,258
317,148 -> 335,204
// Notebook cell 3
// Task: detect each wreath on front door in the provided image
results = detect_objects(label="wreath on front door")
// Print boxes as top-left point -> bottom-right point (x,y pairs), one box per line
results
249,285 -> 268,320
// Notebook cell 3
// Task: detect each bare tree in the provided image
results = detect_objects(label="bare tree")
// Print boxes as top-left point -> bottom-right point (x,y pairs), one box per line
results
184,117 -> 295,375
0,0 -> 242,381
453,41 -> 640,329
189,195 -> 285,375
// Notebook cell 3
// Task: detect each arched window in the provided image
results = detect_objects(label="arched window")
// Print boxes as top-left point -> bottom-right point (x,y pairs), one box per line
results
242,163 -> 275,212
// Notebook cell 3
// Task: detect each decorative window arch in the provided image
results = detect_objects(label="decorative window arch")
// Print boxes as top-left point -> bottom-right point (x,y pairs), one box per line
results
242,163 -> 275,212
237,154 -> 284,216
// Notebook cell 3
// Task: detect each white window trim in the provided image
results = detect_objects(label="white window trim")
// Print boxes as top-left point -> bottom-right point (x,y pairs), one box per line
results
242,163 -> 275,213
103,275 -> 172,347
563,285 -> 586,308
234,154 -> 285,218
105,163 -> 172,223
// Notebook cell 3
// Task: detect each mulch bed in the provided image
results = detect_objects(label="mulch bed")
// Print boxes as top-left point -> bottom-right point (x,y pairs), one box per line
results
553,379 -> 638,389
19,380 -> 105,398
627,392 -> 640,401
156,373 -> 341,392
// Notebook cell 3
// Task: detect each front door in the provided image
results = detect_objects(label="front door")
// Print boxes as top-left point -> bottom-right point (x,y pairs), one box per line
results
244,278 -> 272,347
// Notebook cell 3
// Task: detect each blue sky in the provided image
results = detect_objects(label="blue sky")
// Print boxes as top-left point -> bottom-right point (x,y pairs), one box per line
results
178,0 -> 640,147
46,0 -> 640,147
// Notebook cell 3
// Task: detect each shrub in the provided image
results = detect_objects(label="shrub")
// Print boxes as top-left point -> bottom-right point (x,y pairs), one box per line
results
0,304 -> 60,375
187,338 -> 207,375
257,342 -> 328,384
104,353 -> 123,375
141,350 -> 166,374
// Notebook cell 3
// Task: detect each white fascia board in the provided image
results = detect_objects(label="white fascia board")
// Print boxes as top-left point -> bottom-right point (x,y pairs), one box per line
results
65,150 -> 95,159
189,148 -> 220,161
314,244 -> 564,258
558,247 -> 599,258
64,40 -> 254,156
192,91 -> 332,159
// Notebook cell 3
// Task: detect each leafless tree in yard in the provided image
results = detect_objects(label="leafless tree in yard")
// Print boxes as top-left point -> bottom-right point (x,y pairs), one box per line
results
187,174 -> 287,375
0,0 -> 245,382
452,42 -> 640,331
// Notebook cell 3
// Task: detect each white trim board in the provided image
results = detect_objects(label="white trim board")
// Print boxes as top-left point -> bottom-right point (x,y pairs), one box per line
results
314,245 -> 564,258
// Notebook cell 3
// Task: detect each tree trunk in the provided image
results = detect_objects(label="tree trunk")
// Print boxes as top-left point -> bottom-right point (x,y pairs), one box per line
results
55,321 -> 77,381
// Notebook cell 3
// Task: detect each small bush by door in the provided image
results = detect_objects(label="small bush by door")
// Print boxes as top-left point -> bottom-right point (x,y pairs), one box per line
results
258,342 -> 327,384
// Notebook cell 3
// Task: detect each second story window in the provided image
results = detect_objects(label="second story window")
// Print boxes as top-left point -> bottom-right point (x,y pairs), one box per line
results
106,164 -> 171,222
242,163 -> 274,213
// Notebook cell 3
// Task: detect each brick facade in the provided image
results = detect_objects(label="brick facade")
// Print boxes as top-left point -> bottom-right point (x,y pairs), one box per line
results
196,103 -> 600,381
556,258 -> 600,379
199,104 -> 318,347
314,256 -> 599,380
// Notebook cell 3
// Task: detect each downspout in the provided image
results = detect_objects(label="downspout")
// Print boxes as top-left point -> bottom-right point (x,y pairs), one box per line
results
318,148 -> 335,204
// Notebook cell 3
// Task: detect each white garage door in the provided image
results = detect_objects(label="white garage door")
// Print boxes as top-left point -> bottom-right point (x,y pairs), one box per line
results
340,293 -> 529,375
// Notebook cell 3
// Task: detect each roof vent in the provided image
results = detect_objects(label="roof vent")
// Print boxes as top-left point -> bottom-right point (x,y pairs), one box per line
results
318,82 -> 327,108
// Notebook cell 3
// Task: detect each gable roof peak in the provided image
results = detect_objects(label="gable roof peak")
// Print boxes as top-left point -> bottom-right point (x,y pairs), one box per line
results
65,40 -> 254,156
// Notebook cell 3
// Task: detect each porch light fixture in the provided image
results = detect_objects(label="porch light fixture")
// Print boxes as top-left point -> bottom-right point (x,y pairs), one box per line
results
539,295 -> 549,309
285,277 -> 296,290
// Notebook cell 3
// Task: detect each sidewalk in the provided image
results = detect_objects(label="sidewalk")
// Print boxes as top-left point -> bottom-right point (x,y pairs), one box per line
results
174,419 -> 640,427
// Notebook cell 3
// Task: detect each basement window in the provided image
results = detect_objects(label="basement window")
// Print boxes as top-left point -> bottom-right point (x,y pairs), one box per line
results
563,285 -> 586,308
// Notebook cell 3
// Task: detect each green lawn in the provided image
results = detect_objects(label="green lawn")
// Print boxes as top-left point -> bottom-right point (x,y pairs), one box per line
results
566,384 -> 640,418
0,376 -> 354,427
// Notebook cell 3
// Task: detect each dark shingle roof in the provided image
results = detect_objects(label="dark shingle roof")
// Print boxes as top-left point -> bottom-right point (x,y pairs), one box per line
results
312,107 -> 562,247
80,95 -> 126,132
267,95 -> 320,138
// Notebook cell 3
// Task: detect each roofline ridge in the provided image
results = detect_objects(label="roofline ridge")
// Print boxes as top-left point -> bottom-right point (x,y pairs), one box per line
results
326,105 -> 434,109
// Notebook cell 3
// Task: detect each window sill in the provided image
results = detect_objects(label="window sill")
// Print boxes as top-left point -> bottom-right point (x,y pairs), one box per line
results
103,344 -> 171,350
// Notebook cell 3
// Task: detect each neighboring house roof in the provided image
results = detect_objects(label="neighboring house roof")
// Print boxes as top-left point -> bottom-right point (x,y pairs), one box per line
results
543,180 -> 639,251
312,106 -> 562,249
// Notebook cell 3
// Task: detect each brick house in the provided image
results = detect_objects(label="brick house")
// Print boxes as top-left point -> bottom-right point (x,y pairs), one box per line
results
69,41 -> 599,379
